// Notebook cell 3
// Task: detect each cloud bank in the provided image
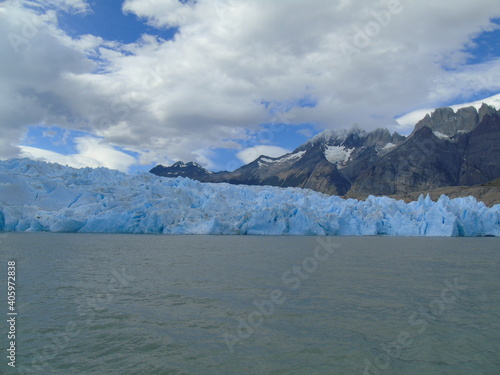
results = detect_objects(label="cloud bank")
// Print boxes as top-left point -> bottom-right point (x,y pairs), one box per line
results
1,0 -> 499,170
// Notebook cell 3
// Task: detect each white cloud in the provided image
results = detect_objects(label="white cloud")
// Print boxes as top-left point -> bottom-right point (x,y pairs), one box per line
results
296,128 -> 314,138
454,93 -> 500,111
395,109 -> 435,132
1,0 -> 500,169
122,0 -> 194,28
396,92 -> 500,132
20,136 -> 137,172
237,146 -> 291,164
24,0 -> 91,14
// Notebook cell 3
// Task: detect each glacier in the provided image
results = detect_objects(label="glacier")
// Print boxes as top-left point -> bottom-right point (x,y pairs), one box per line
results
0,158 -> 499,236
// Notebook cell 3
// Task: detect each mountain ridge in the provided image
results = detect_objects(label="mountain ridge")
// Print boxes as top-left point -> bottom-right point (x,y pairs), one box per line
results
150,103 -> 500,201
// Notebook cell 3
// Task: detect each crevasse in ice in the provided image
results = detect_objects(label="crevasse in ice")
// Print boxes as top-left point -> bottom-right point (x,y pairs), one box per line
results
0,158 -> 498,236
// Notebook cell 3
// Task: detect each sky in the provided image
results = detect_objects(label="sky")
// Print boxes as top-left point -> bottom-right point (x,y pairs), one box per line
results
1,0 -> 500,173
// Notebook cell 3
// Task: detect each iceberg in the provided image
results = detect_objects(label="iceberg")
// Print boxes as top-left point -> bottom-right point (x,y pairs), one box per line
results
0,158 -> 498,236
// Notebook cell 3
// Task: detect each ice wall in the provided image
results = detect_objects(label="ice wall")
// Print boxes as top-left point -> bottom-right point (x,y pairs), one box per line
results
0,159 -> 498,236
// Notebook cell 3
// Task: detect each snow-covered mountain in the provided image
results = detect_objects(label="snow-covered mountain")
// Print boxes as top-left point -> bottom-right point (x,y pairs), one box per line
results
151,103 -> 500,197
150,161 -> 212,180
0,158 -> 498,236
151,126 -> 406,195
349,104 -> 500,196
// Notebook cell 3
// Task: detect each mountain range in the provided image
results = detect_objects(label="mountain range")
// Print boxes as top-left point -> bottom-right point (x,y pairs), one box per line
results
150,103 -> 500,202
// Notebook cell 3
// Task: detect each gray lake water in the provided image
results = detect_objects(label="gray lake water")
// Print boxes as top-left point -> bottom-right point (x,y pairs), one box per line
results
0,233 -> 499,374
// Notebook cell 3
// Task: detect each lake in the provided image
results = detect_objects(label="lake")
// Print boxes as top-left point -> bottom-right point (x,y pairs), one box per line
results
0,233 -> 499,374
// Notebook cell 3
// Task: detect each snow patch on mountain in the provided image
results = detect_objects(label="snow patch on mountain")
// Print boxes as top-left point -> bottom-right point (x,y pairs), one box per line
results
258,158 -> 275,166
277,151 -> 306,163
382,142 -> 396,150
257,151 -> 306,167
325,146 -> 353,165
308,129 -> 348,145
433,131 -> 450,140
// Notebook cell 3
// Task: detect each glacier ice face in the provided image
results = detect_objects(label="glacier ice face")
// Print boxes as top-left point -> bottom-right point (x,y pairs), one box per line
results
0,158 -> 499,236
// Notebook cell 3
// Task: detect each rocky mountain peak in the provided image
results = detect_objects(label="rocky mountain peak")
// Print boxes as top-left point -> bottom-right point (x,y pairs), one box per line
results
363,128 -> 393,147
414,105 -> 479,136
478,103 -> 498,123
169,161 -> 204,169
298,125 -> 399,152
306,128 -> 349,146
150,160 -> 211,179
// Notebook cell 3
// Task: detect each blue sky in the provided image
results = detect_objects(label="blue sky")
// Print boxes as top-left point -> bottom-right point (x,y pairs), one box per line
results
1,0 -> 500,173
57,0 -> 179,44
464,18 -> 500,66
439,18 -> 500,105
